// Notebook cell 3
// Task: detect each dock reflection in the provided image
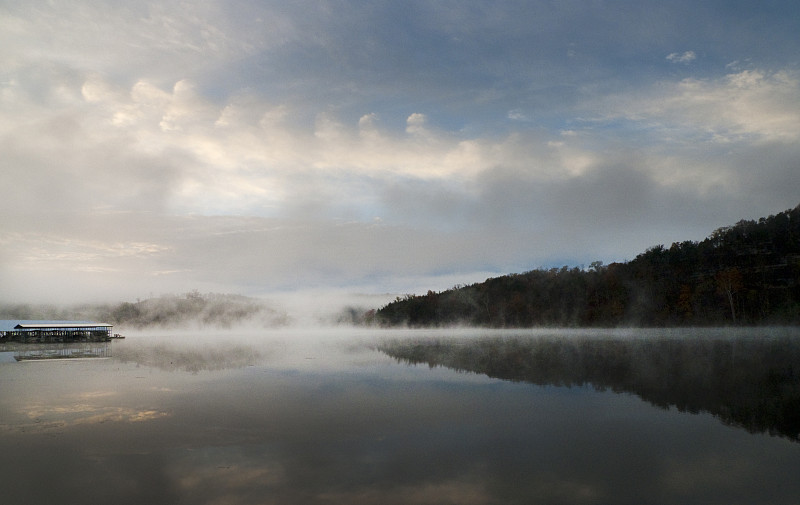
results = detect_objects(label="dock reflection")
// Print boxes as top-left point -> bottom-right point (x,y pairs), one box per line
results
0,342 -> 112,361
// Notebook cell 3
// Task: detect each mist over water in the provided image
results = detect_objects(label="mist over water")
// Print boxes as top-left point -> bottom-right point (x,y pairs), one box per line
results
2,327 -> 800,505
0,290 -> 397,331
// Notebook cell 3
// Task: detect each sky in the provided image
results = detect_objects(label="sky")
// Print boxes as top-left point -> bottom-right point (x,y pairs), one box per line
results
1,0 -> 799,306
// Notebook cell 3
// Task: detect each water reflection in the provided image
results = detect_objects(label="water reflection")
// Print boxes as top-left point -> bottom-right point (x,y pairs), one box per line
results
377,329 -> 800,441
113,339 -> 263,373
0,329 -> 799,505
0,342 -> 111,361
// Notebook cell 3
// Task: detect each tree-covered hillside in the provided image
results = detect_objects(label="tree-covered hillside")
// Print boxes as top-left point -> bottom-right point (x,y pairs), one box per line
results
377,204 -> 800,327
0,291 -> 290,329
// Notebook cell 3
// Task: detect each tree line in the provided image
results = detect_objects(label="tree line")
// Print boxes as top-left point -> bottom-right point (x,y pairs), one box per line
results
376,203 -> 800,327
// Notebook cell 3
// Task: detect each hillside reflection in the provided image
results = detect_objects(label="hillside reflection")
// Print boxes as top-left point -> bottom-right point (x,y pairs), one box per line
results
377,331 -> 800,441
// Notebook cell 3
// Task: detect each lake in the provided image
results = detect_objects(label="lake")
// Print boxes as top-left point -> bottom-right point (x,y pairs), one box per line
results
1,327 -> 799,505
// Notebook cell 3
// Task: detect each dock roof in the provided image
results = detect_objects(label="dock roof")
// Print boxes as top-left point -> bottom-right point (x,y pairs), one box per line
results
0,320 -> 112,331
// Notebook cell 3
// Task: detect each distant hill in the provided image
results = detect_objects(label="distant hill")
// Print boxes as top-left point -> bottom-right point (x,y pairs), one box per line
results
376,204 -> 800,327
0,291 -> 290,329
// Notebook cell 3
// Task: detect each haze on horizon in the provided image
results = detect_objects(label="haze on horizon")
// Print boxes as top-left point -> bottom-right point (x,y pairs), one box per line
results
1,1 -> 799,305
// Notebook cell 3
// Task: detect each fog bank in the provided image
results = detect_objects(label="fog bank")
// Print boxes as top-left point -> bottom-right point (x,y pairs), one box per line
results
0,290 -> 399,330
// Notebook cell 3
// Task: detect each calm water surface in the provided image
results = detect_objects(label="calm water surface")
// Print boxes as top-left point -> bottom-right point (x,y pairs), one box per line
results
1,328 -> 799,505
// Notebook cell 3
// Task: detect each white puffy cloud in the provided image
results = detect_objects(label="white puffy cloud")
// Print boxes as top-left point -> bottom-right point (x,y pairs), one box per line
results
666,51 -> 696,63
602,69 -> 800,143
405,113 -> 429,135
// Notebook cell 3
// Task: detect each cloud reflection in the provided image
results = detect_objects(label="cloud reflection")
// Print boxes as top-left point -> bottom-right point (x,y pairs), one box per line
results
113,340 -> 265,373
5,400 -> 169,433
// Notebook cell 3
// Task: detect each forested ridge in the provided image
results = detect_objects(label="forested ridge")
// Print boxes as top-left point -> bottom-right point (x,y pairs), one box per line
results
377,204 -> 800,327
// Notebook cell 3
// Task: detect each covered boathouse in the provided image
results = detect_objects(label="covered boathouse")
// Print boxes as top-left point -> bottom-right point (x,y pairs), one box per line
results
0,320 -> 113,343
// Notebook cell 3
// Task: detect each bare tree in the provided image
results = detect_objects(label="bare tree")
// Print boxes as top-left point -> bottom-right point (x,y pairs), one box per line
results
715,268 -> 743,323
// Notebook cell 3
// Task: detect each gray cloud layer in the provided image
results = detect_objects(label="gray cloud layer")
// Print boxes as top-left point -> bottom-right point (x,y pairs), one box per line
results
1,0 -> 799,303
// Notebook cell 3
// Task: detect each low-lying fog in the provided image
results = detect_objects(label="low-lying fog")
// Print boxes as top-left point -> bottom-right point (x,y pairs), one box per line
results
0,290 -> 399,330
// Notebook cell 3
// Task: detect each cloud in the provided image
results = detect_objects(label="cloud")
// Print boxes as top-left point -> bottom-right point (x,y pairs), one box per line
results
595,69 -> 800,147
405,113 -> 429,135
1,71 -> 580,219
666,51 -> 696,63
3,63 -> 799,304
507,109 -> 529,121
2,1 -> 800,305
0,1 -> 291,84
